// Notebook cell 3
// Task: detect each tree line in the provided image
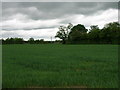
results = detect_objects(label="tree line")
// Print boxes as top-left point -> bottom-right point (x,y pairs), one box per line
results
1,21 -> 120,44
1,38 -> 60,44
55,22 -> 120,44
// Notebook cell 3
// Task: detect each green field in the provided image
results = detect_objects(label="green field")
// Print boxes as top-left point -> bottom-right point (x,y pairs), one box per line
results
2,44 -> 118,88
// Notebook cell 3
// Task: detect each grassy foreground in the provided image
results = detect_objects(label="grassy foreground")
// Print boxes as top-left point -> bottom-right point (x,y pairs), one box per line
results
2,44 -> 118,88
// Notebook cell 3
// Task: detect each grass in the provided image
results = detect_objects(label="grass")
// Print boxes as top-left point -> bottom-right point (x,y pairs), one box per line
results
2,44 -> 118,88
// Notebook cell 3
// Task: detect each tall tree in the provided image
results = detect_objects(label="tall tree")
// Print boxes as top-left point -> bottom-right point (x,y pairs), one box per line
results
88,25 -> 100,43
100,22 -> 120,44
70,24 -> 87,33
55,23 -> 73,44
68,24 -> 88,43
28,37 -> 34,44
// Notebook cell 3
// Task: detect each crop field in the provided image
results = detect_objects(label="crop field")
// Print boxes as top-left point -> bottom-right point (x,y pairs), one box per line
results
2,44 -> 118,88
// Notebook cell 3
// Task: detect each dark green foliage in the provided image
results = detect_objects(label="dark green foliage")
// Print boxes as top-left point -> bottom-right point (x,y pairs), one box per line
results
2,38 -> 24,44
34,39 -> 44,44
55,26 -> 67,44
56,22 -> 120,44
2,38 -> 48,44
2,44 -> 118,88
68,22 -> 120,44
28,37 -> 34,44
55,23 -> 73,44
88,25 -> 100,43
68,24 -> 88,43
99,22 -> 120,44
70,24 -> 88,33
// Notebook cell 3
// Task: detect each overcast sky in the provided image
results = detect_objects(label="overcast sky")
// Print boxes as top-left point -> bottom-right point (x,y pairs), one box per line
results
1,2 -> 118,40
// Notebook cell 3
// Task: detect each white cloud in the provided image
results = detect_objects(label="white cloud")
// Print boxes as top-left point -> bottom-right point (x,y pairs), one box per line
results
1,28 -> 59,41
1,8 -> 118,41
2,15 -> 61,30
70,9 -> 118,29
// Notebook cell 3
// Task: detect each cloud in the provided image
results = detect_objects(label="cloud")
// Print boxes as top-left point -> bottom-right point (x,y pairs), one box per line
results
1,28 -> 59,40
1,2 -> 118,40
2,2 -> 118,20
70,8 -> 118,29
2,13 -> 61,30
2,8 -> 118,31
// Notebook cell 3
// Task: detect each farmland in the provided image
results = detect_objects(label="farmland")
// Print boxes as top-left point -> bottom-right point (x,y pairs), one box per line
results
2,44 -> 118,88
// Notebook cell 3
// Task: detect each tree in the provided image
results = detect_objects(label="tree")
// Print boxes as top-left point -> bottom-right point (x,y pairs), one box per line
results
55,23 -> 73,44
28,37 -> 34,44
70,24 -> 87,33
5,38 -> 14,44
100,22 -> 120,44
14,38 -> 24,44
39,39 -> 44,43
90,25 -> 99,31
88,25 -> 100,43
35,39 -> 44,44
68,24 -> 88,43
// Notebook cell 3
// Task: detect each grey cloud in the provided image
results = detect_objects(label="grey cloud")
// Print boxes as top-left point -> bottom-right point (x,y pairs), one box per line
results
2,2 -> 118,20
2,26 -> 58,31
2,0 -> 119,2
1,31 -> 21,38
1,2 -> 118,40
